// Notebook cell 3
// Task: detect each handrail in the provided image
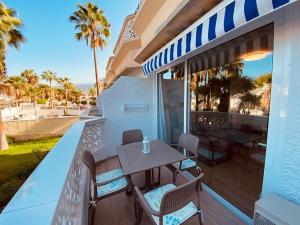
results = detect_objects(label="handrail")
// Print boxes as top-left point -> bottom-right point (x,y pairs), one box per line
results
0,117 -> 106,225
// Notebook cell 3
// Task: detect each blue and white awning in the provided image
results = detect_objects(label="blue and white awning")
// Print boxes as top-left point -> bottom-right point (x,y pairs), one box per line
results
142,0 -> 296,76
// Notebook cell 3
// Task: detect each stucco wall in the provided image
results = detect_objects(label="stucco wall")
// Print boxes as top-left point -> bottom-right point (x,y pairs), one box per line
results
262,1 -> 300,205
97,76 -> 155,147
137,0 -> 186,47
4,117 -> 79,141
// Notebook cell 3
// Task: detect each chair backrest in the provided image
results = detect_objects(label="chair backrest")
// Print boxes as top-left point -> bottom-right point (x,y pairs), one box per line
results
82,151 -> 96,183
122,129 -> 143,145
160,173 -> 204,215
178,133 -> 199,156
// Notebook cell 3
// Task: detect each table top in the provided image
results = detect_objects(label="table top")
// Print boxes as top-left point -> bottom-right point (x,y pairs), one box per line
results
206,129 -> 261,144
93,146 -> 118,166
117,140 -> 186,176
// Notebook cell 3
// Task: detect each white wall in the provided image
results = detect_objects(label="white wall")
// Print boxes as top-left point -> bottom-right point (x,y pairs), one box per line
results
98,76 -> 156,147
262,1 -> 300,205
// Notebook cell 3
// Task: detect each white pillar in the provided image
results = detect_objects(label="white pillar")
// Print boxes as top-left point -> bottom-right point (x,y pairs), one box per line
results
262,1 -> 300,205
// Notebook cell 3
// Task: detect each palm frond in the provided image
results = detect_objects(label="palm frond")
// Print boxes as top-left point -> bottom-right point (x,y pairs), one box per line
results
69,2 -> 111,49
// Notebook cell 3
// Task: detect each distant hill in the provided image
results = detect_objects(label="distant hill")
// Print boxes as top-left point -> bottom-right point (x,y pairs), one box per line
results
76,83 -> 94,92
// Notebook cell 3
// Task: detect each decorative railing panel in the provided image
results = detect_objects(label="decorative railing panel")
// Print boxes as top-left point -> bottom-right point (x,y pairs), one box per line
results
53,118 -> 104,225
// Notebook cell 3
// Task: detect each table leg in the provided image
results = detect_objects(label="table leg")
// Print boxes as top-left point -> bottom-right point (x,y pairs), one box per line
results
126,175 -> 134,195
145,169 -> 152,191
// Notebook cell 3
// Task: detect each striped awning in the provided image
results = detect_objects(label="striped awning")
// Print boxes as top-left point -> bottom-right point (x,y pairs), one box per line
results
142,0 -> 296,76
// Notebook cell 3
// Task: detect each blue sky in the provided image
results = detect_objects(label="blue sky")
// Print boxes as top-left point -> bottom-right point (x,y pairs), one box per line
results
5,0 -> 139,84
244,54 -> 273,78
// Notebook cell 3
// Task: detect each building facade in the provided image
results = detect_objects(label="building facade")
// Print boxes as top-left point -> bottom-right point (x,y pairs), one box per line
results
101,0 -> 300,223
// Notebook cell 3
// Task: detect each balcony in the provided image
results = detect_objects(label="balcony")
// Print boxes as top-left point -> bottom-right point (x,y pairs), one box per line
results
0,110 -> 246,225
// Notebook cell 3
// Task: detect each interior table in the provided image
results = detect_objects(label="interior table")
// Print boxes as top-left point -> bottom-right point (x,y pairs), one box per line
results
206,129 -> 261,146
117,140 -> 186,190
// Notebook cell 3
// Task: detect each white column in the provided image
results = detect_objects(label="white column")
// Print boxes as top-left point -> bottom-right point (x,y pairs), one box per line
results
262,1 -> 300,205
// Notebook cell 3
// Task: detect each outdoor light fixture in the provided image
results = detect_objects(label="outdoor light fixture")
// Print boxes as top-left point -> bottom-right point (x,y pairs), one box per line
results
242,51 -> 271,62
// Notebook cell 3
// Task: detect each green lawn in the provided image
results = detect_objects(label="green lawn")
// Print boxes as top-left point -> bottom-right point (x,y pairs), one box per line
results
0,137 -> 60,211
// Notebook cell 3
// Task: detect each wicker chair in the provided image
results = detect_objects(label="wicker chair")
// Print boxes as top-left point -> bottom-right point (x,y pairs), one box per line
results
134,171 -> 204,225
82,151 -> 129,225
122,129 -> 143,145
168,133 -> 200,183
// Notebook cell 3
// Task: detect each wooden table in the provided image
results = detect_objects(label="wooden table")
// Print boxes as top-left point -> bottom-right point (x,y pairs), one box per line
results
206,129 -> 261,146
117,140 -> 186,190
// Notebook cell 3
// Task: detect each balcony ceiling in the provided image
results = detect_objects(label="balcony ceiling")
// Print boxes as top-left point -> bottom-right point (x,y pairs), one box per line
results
135,0 -> 222,64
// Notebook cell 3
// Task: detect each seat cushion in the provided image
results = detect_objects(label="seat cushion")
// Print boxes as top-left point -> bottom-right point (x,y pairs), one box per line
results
96,169 -> 124,184
144,184 -> 197,225
198,147 -> 226,160
97,177 -> 128,197
172,159 -> 197,170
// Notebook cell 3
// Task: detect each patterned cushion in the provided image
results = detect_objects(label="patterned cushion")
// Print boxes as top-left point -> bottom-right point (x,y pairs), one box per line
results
172,159 -> 197,170
144,184 -> 197,225
96,169 -> 124,184
97,177 -> 128,197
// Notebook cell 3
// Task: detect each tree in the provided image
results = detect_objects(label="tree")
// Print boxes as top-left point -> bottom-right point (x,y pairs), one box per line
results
41,70 -> 57,107
69,2 -> 110,96
26,86 -> 40,103
4,75 -> 27,100
69,88 -> 83,104
38,83 -> 51,100
21,69 -> 39,86
88,87 -> 96,98
0,2 -> 25,150
0,110 -> 8,150
57,77 -> 73,115
0,2 -> 25,79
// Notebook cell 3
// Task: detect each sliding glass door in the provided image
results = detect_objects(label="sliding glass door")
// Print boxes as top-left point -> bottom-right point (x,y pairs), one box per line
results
188,24 -> 274,216
157,63 -> 184,146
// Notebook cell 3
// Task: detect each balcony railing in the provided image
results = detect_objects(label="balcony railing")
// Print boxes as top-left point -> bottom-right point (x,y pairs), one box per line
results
0,117 -> 105,225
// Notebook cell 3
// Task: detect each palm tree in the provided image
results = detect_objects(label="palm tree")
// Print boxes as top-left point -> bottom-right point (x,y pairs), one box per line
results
0,2 -> 25,150
26,86 -> 40,103
89,87 -> 96,98
4,75 -> 27,100
57,77 -> 73,115
69,88 -> 83,104
69,2 -> 110,96
0,2 -> 25,79
41,70 -> 57,107
38,83 -> 51,100
21,69 -> 39,86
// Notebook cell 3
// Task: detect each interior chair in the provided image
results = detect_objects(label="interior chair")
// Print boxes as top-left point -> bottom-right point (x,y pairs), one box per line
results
134,171 -> 204,225
168,133 -> 200,183
82,151 -> 129,225
197,134 -> 228,166
122,129 -> 143,145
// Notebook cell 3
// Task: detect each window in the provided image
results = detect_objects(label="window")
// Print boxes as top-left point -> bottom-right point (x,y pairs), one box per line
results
188,24 -> 273,216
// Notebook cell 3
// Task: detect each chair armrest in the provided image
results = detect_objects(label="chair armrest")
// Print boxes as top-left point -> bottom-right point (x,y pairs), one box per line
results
176,168 -> 203,183
95,174 -> 126,186
134,186 -> 160,217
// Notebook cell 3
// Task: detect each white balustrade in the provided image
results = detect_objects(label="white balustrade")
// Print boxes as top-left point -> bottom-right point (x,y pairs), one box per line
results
0,117 -> 105,225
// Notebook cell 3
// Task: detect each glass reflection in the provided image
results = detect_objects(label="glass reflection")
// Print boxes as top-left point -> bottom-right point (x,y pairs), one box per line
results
189,24 -> 273,216
158,63 -> 184,146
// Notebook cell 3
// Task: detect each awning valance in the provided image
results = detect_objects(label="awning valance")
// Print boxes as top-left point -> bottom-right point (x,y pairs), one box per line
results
142,0 -> 296,76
